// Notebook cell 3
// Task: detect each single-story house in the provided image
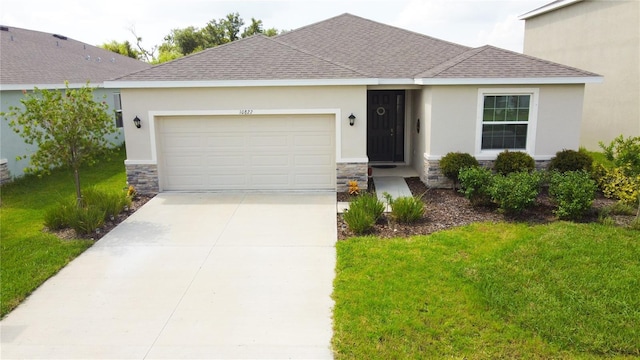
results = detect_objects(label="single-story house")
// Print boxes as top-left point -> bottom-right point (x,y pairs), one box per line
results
0,26 -> 150,182
106,13 -> 601,194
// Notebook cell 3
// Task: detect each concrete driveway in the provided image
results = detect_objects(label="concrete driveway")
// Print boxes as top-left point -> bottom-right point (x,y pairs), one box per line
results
1,193 -> 337,359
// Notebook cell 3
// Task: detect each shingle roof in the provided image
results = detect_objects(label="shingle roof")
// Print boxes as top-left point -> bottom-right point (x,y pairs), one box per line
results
0,26 -> 150,85
418,45 -> 597,78
118,34 -> 367,81
114,13 -> 598,84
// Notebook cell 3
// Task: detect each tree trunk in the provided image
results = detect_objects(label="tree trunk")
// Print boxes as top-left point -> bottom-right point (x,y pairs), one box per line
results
74,167 -> 83,207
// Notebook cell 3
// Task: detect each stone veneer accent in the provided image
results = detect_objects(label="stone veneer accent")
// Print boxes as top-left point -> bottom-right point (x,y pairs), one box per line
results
423,158 -> 553,189
126,163 -> 159,195
0,159 -> 11,185
336,162 -> 368,192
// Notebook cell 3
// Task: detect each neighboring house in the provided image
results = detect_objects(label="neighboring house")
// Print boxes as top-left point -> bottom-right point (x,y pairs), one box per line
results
106,13 -> 600,194
520,0 -> 640,150
0,26 -> 150,181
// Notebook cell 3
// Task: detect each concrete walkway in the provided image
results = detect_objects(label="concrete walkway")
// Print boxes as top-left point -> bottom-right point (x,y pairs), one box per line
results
1,193 -> 337,359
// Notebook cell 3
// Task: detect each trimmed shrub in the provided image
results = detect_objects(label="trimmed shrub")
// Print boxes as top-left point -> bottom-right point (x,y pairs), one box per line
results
44,198 -> 77,230
352,192 -> 385,221
83,187 -> 131,219
458,166 -> 494,206
548,149 -> 593,173
390,196 -> 425,224
494,150 -> 535,175
439,152 -> 479,186
490,171 -> 542,214
71,206 -> 106,235
548,171 -> 597,220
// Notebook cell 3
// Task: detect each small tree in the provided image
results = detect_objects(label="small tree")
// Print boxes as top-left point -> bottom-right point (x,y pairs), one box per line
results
3,82 -> 118,206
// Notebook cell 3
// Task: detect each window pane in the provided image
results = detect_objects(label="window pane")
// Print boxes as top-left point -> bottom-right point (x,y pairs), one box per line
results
484,96 -> 496,109
506,109 -> 518,121
518,95 -> 530,108
482,124 -> 527,150
483,109 -> 495,121
495,96 -> 507,109
517,109 -> 529,121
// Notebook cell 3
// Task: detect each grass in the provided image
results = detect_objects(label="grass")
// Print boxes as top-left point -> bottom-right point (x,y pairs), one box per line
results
333,222 -> 640,359
0,147 -> 127,317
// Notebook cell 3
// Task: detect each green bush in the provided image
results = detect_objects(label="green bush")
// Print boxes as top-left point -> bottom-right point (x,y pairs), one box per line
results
83,187 -> 131,219
70,206 -> 106,235
343,193 -> 385,234
439,152 -> 479,185
599,135 -> 640,176
458,166 -> 494,206
44,198 -> 77,230
490,171 -> 542,214
548,171 -> 597,220
390,196 -> 425,223
43,187 -> 131,235
600,201 -> 636,217
494,150 -> 535,175
596,166 -> 640,206
548,149 -> 593,173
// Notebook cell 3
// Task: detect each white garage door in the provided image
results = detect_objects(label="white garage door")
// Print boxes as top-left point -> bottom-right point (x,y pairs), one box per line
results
157,114 -> 335,191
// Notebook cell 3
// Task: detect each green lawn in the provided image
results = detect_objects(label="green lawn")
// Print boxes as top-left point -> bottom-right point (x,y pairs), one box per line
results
0,147 -> 127,317
333,222 -> 640,359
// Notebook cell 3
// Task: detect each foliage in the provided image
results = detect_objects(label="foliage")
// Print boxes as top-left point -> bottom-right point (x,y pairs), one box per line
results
548,171 -> 597,220
599,135 -> 640,176
489,171 -> 542,214
151,12 -> 281,63
342,206 -> 375,235
439,152 -> 479,186
99,40 -> 141,59
343,193 -> 385,235
334,222 -> 640,358
493,150 -> 535,175
548,149 -> 593,173
44,187 -> 131,235
596,165 -> 640,206
458,166 -> 494,206
599,201 -> 636,217
389,196 -> 425,224
1,147 -> 126,317
2,82 -> 119,206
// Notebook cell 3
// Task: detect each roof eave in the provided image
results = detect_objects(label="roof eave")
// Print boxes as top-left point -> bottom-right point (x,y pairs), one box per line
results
519,0 -> 584,20
415,76 -> 603,85
105,78 -> 384,89
0,83 -> 105,91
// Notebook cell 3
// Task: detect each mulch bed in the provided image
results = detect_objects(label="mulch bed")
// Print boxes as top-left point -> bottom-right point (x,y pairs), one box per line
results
48,195 -> 155,241
337,177 -> 624,240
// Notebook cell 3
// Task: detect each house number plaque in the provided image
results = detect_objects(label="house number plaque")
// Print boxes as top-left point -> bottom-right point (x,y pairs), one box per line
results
239,109 -> 254,115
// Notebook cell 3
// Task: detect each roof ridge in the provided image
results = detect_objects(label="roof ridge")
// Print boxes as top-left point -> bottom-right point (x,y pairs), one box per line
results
268,34 -> 371,77
417,46 -> 490,78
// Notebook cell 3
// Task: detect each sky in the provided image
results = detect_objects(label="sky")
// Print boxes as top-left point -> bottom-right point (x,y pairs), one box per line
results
0,0 -> 550,54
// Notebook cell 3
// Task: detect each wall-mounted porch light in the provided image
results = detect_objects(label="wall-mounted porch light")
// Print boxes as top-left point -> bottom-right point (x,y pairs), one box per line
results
348,113 -> 356,126
133,116 -> 141,129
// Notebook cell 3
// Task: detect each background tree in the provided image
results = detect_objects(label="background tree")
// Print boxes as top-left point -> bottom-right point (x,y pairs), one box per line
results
242,18 -> 264,38
99,40 -> 141,59
2,83 -> 119,206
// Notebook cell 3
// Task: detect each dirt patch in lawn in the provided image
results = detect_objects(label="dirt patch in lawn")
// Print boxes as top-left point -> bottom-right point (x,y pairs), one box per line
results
337,177 -> 626,240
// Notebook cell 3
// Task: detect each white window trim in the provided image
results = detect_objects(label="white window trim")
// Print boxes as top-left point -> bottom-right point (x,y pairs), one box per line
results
475,88 -> 539,158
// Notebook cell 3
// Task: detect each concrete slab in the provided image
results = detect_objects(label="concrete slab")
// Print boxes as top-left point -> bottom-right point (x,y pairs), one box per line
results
372,176 -> 413,202
1,192 -> 337,360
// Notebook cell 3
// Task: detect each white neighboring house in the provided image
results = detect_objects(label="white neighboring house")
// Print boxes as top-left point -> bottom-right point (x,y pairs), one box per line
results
0,26 -> 150,182
106,13 -> 601,194
520,0 -> 640,149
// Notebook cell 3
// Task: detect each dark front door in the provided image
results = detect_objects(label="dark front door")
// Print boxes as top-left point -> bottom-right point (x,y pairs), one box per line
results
367,90 -> 405,162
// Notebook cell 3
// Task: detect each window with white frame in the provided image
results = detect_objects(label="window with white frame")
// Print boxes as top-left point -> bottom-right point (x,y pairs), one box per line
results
478,89 -> 538,153
113,93 -> 123,128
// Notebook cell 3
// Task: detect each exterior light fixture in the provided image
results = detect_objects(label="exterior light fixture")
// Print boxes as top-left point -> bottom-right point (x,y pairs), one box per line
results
133,116 -> 141,128
348,113 -> 356,126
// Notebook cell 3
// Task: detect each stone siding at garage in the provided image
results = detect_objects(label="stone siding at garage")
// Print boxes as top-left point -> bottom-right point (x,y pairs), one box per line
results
126,163 -> 159,195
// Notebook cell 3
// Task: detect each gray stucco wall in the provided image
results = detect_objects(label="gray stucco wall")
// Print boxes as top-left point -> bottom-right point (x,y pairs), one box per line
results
0,88 -> 124,180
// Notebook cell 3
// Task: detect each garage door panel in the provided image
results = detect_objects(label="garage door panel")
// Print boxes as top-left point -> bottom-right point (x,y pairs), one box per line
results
159,115 -> 335,191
